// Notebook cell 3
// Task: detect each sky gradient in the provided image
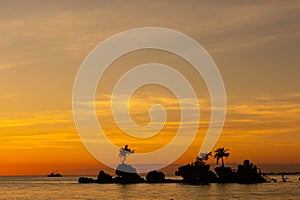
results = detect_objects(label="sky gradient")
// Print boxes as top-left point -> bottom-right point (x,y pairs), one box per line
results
0,0 -> 299,175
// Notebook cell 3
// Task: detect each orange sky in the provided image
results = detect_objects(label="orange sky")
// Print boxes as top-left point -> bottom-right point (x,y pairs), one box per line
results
0,0 -> 299,175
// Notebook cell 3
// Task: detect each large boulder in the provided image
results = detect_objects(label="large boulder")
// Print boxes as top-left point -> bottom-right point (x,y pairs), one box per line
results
214,167 -> 238,183
115,164 -> 137,176
97,170 -> 113,183
78,177 -> 96,183
236,160 -> 267,184
175,164 -> 217,184
146,170 -> 165,183
115,164 -> 144,183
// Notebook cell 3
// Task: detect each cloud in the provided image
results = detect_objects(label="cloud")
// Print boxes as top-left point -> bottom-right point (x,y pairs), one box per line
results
73,90 -> 300,153
0,110 -> 72,128
0,133 -> 80,150
222,92 -> 300,142
0,59 -> 40,70
0,110 -> 78,150
1,0 -> 298,63
0,93 -> 17,99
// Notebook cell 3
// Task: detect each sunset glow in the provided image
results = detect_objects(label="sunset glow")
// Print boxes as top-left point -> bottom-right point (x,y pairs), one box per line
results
0,0 -> 299,175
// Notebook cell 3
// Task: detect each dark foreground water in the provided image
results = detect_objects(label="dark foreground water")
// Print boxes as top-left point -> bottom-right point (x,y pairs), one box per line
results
0,175 -> 299,199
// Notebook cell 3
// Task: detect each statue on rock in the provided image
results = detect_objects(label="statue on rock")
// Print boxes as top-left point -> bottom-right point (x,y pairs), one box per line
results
115,144 -> 144,183
119,144 -> 135,164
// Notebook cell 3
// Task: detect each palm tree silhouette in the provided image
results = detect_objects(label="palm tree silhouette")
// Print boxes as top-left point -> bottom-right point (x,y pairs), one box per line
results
214,147 -> 229,167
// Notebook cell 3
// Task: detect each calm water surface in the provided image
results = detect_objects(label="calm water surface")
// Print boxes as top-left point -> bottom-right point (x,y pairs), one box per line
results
0,175 -> 299,199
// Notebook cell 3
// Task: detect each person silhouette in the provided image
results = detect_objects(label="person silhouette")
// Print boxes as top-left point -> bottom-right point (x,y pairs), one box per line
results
282,173 -> 286,182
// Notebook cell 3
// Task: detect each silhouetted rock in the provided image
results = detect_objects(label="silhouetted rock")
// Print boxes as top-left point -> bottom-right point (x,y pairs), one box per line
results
215,167 -> 238,183
114,174 -> 144,184
214,160 -> 267,184
146,170 -> 165,183
176,164 -> 218,184
116,163 -> 137,175
115,164 -> 144,183
78,177 -> 96,183
236,160 -> 267,184
78,147 -> 271,185
97,170 -> 113,183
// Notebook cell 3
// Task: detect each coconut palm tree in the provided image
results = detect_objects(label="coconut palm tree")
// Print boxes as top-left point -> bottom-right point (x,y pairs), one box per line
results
214,147 -> 229,167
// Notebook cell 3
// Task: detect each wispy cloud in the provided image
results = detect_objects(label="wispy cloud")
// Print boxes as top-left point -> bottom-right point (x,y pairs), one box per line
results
0,110 -> 72,127
0,60 -> 40,70
220,92 -> 300,148
0,110 -> 78,150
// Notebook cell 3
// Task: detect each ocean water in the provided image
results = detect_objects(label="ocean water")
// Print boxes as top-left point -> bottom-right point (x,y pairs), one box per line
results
0,175 -> 299,199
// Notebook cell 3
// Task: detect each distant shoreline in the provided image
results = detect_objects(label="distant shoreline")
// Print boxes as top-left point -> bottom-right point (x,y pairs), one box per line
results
263,172 -> 299,175
0,173 -> 299,177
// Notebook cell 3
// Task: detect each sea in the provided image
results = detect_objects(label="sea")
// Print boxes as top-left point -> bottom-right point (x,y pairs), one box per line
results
0,175 -> 299,199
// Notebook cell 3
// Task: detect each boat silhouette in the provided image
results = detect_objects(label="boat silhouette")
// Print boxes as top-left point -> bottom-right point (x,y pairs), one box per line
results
47,171 -> 62,177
